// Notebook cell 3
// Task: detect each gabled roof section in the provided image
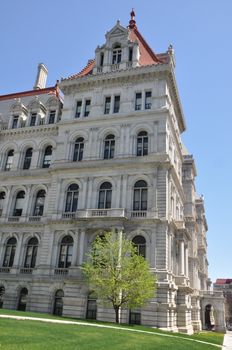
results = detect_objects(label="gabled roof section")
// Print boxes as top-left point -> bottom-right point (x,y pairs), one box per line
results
128,9 -> 167,66
63,10 -> 168,81
0,84 -> 62,102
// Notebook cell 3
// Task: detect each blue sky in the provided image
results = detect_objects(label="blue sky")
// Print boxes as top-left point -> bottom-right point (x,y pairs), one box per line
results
1,0 -> 231,283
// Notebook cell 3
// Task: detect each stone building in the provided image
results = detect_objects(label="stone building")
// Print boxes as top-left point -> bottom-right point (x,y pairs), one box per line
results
0,11 -> 225,333
214,279 -> 232,328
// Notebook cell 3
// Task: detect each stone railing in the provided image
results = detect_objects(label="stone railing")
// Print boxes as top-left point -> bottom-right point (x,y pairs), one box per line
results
20,268 -> 33,274
0,267 -> 10,273
129,210 -> 158,219
61,208 -> 126,219
54,268 -> 68,276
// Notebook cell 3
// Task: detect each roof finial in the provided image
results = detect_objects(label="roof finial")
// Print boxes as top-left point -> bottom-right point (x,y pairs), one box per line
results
129,8 -> 137,29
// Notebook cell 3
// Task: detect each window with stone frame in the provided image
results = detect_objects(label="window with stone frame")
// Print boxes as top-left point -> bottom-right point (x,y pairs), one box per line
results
135,92 -> 142,110
73,137 -> 84,161
145,91 -> 152,109
34,190 -> 46,216
12,115 -> 19,129
133,180 -> 148,211
3,237 -> 17,267
0,191 -> 5,216
5,150 -> 14,171
48,110 -> 56,124
84,100 -> 91,117
112,44 -> 122,64
104,97 -> 111,114
23,148 -> 33,169
13,191 -> 25,216
42,146 -> 52,168
137,131 -> 148,156
65,184 -> 79,212
58,236 -> 73,268
98,182 -> 112,209
75,101 -> 82,118
104,134 -> 115,159
113,95 -> 120,113
24,237 -> 38,268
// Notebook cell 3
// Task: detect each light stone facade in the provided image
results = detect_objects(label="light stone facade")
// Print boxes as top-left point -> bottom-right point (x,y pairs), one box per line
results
0,14 -> 225,333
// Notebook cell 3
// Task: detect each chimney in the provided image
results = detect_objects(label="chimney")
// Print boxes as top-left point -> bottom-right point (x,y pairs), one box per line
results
33,63 -> 48,90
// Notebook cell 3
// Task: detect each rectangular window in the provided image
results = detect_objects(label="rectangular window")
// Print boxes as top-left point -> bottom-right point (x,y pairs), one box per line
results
30,113 -> 37,126
145,91 -> 152,109
12,116 -> 19,129
135,93 -> 142,111
104,97 -> 111,114
84,100 -> 91,117
100,53 -> 104,67
75,101 -> 82,118
48,110 -> 56,124
113,95 -> 120,113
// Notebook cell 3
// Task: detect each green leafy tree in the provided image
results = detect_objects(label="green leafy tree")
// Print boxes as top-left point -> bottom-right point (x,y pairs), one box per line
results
82,231 -> 156,323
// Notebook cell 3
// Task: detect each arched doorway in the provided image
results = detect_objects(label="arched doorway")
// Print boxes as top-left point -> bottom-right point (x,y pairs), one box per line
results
205,304 -> 215,330
53,289 -> 64,316
18,288 -> 28,311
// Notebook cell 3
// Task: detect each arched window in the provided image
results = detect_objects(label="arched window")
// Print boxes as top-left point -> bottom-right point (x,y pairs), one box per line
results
65,184 -> 79,212
5,150 -> 14,171
13,191 -> 25,216
73,137 -> 84,161
53,289 -> 64,316
18,287 -> 28,311
98,182 -> 112,209
133,180 -> 148,211
137,131 -> 148,156
86,292 -> 97,320
104,134 -> 115,159
132,236 -> 146,258
34,190 -> 46,216
0,286 -> 5,308
0,191 -> 5,216
58,236 -> 73,268
24,237 -> 38,268
42,146 -> 52,168
112,44 -> 122,64
3,237 -> 17,267
23,148 -> 33,169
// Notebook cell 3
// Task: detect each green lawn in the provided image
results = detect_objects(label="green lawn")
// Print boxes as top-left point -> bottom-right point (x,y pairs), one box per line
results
0,309 -> 224,350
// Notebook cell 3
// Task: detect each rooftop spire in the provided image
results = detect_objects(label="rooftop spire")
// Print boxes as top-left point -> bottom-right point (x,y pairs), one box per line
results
129,8 -> 137,29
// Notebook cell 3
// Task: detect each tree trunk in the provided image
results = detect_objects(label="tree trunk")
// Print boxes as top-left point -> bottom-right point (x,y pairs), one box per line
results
114,306 -> 120,323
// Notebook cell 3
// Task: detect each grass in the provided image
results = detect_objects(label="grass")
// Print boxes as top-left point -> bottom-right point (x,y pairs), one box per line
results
0,309 -> 225,350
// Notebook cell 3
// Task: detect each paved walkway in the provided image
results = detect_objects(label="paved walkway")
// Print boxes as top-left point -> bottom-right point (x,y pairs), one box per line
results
0,314 -> 222,348
222,331 -> 232,349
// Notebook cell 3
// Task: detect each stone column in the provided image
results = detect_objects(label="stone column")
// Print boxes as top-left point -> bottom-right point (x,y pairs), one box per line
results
72,230 -> 79,266
179,241 -> 185,276
12,234 -> 23,270
78,229 -> 85,265
185,246 -> 189,277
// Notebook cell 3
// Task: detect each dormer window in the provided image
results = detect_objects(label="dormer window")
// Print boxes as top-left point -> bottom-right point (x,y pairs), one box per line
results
112,44 -> 122,64
30,113 -> 37,126
12,116 -> 19,129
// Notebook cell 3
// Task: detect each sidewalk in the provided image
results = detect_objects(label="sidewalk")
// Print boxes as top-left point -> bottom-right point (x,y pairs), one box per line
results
222,331 -> 232,349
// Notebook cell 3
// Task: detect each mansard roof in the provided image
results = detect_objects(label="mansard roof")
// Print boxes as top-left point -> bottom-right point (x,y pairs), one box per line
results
65,12 -> 169,81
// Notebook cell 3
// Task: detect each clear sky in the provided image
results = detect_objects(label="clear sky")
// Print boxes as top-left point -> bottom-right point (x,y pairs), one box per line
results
0,0 -> 231,284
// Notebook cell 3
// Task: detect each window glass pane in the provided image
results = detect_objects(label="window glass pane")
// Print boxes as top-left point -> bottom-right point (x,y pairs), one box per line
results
49,110 -> 56,124
145,91 -> 152,109
113,96 -> 120,113
30,113 -> 37,126
104,97 -> 111,114
84,100 -> 91,117
75,101 -> 82,118
135,93 -> 142,110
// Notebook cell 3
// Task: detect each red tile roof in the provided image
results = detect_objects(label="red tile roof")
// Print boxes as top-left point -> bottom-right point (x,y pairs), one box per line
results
215,279 -> 232,285
0,85 -> 61,101
64,13 -> 168,81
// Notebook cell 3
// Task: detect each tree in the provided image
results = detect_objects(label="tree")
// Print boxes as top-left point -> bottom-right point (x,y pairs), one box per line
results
82,231 -> 156,323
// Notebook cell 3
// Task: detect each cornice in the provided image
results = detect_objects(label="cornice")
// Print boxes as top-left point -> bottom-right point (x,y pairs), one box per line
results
0,125 -> 59,138
60,64 -> 170,92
